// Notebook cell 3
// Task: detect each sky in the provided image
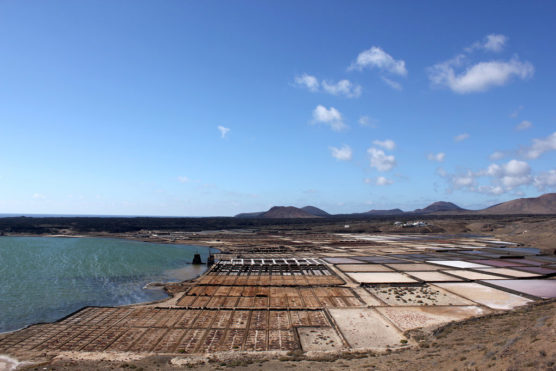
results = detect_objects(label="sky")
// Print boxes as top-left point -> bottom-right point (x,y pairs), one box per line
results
0,1 -> 555,216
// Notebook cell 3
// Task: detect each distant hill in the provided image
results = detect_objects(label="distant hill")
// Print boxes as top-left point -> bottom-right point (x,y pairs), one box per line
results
414,201 -> 466,214
301,206 -> 330,217
234,194 -> 556,218
480,193 -> 556,214
261,206 -> 318,218
363,208 -> 405,216
235,205 -> 326,218
234,211 -> 265,218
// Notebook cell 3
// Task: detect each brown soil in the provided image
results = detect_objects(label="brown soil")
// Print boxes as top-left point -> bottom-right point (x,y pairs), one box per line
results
33,300 -> 556,371
466,218 -> 556,254
479,193 -> 556,214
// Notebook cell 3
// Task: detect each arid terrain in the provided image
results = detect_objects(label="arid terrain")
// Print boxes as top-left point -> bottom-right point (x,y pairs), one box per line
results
34,300 -> 556,371
0,215 -> 555,371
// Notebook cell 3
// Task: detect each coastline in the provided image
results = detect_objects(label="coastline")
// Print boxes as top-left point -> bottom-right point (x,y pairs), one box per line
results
1,227 -> 555,370
0,235 -> 218,335
0,272 -> 203,337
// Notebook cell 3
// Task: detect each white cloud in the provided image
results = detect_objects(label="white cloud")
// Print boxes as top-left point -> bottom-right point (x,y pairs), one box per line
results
294,73 -> 319,92
485,160 -> 529,177
451,171 -> 476,188
429,34 -> 532,94
489,151 -> 506,161
427,152 -> 445,162
329,145 -> 352,161
372,139 -> 396,150
509,105 -> 524,118
534,170 -> 556,191
312,105 -> 347,131
381,76 -> 403,90
485,159 -> 531,188
429,58 -> 535,94
516,120 -> 532,131
375,176 -> 393,186
438,158 -> 540,195
520,132 -> 556,159
364,176 -> 393,186
321,79 -> 362,98
429,57 -> 534,94
177,176 -> 189,183
454,133 -> 470,142
32,193 -> 45,200
368,147 -> 396,171
349,46 -> 407,76
217,125 -> 230,138
358,115 -> 378,128
484,34 -> 508,52
476,185 -> 505,195
294,74 -> 361,98
467,34 -> 508,52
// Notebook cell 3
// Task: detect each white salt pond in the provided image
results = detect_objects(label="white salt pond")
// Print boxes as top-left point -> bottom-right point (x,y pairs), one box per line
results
435,282 -> 532,310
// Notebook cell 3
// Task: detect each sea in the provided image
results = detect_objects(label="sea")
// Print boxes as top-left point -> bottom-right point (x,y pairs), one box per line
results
0,236 -> 213,333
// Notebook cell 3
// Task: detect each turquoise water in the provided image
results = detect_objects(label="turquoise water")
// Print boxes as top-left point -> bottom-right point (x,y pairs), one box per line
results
0,237 -> 212,333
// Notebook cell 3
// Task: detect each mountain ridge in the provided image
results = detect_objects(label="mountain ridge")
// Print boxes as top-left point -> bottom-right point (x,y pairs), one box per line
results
260,206 -> 318,218
233,193 -> 556,218
480,193 -> 556,214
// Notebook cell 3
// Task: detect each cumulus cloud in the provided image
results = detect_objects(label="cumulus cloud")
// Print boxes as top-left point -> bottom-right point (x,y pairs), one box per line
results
489,132 -> 556,162
467,34 -> 508,53
534,170 -> 556,191
429,57 -> 534,94
217,125 -> 230,138
454,133 -> 470,142
294,74 -> 362,98
368,147 -> 396,171
428,34 -> 532,94
372,139 -> 396,151
439,159 -> 546,195
375,176 -> 393,186
177,176 -> 189,183
294,73 -> 319,92
358,115 -> 378,128
329,145 -> 352,161
349,46 -> 407,76
450,170 -> 476,189
509,105 -> 524,118
516,120 -> 532,131
489,151 -> 507,161
484,34 -> 508,52
381,76 -> 403,90
312,105 -> 347,131
321,79 -> 362,98
520,132 -> 556,159
484,159 -> 531,188
476,185 -> 505,195
427,152 -> 445,162
365,176 -> 393,186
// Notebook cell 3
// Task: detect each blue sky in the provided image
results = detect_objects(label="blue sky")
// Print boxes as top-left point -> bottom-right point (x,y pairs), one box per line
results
1,1 -> 555,216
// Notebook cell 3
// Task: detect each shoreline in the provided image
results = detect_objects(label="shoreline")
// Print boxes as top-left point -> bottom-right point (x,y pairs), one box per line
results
1,228 -> 555,370
0,265 -> 206,337
0,235 -> 218,336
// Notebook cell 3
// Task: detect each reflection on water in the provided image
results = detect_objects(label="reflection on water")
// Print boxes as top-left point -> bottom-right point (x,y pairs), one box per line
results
0,236 -> 212,333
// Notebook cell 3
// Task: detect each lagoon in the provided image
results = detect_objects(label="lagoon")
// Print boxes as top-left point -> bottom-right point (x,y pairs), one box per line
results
0,236 -> 211,333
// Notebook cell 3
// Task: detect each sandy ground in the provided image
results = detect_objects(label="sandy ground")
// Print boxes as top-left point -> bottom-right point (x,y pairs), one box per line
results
439,218 -> 556,255
365,284 -> 473,306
